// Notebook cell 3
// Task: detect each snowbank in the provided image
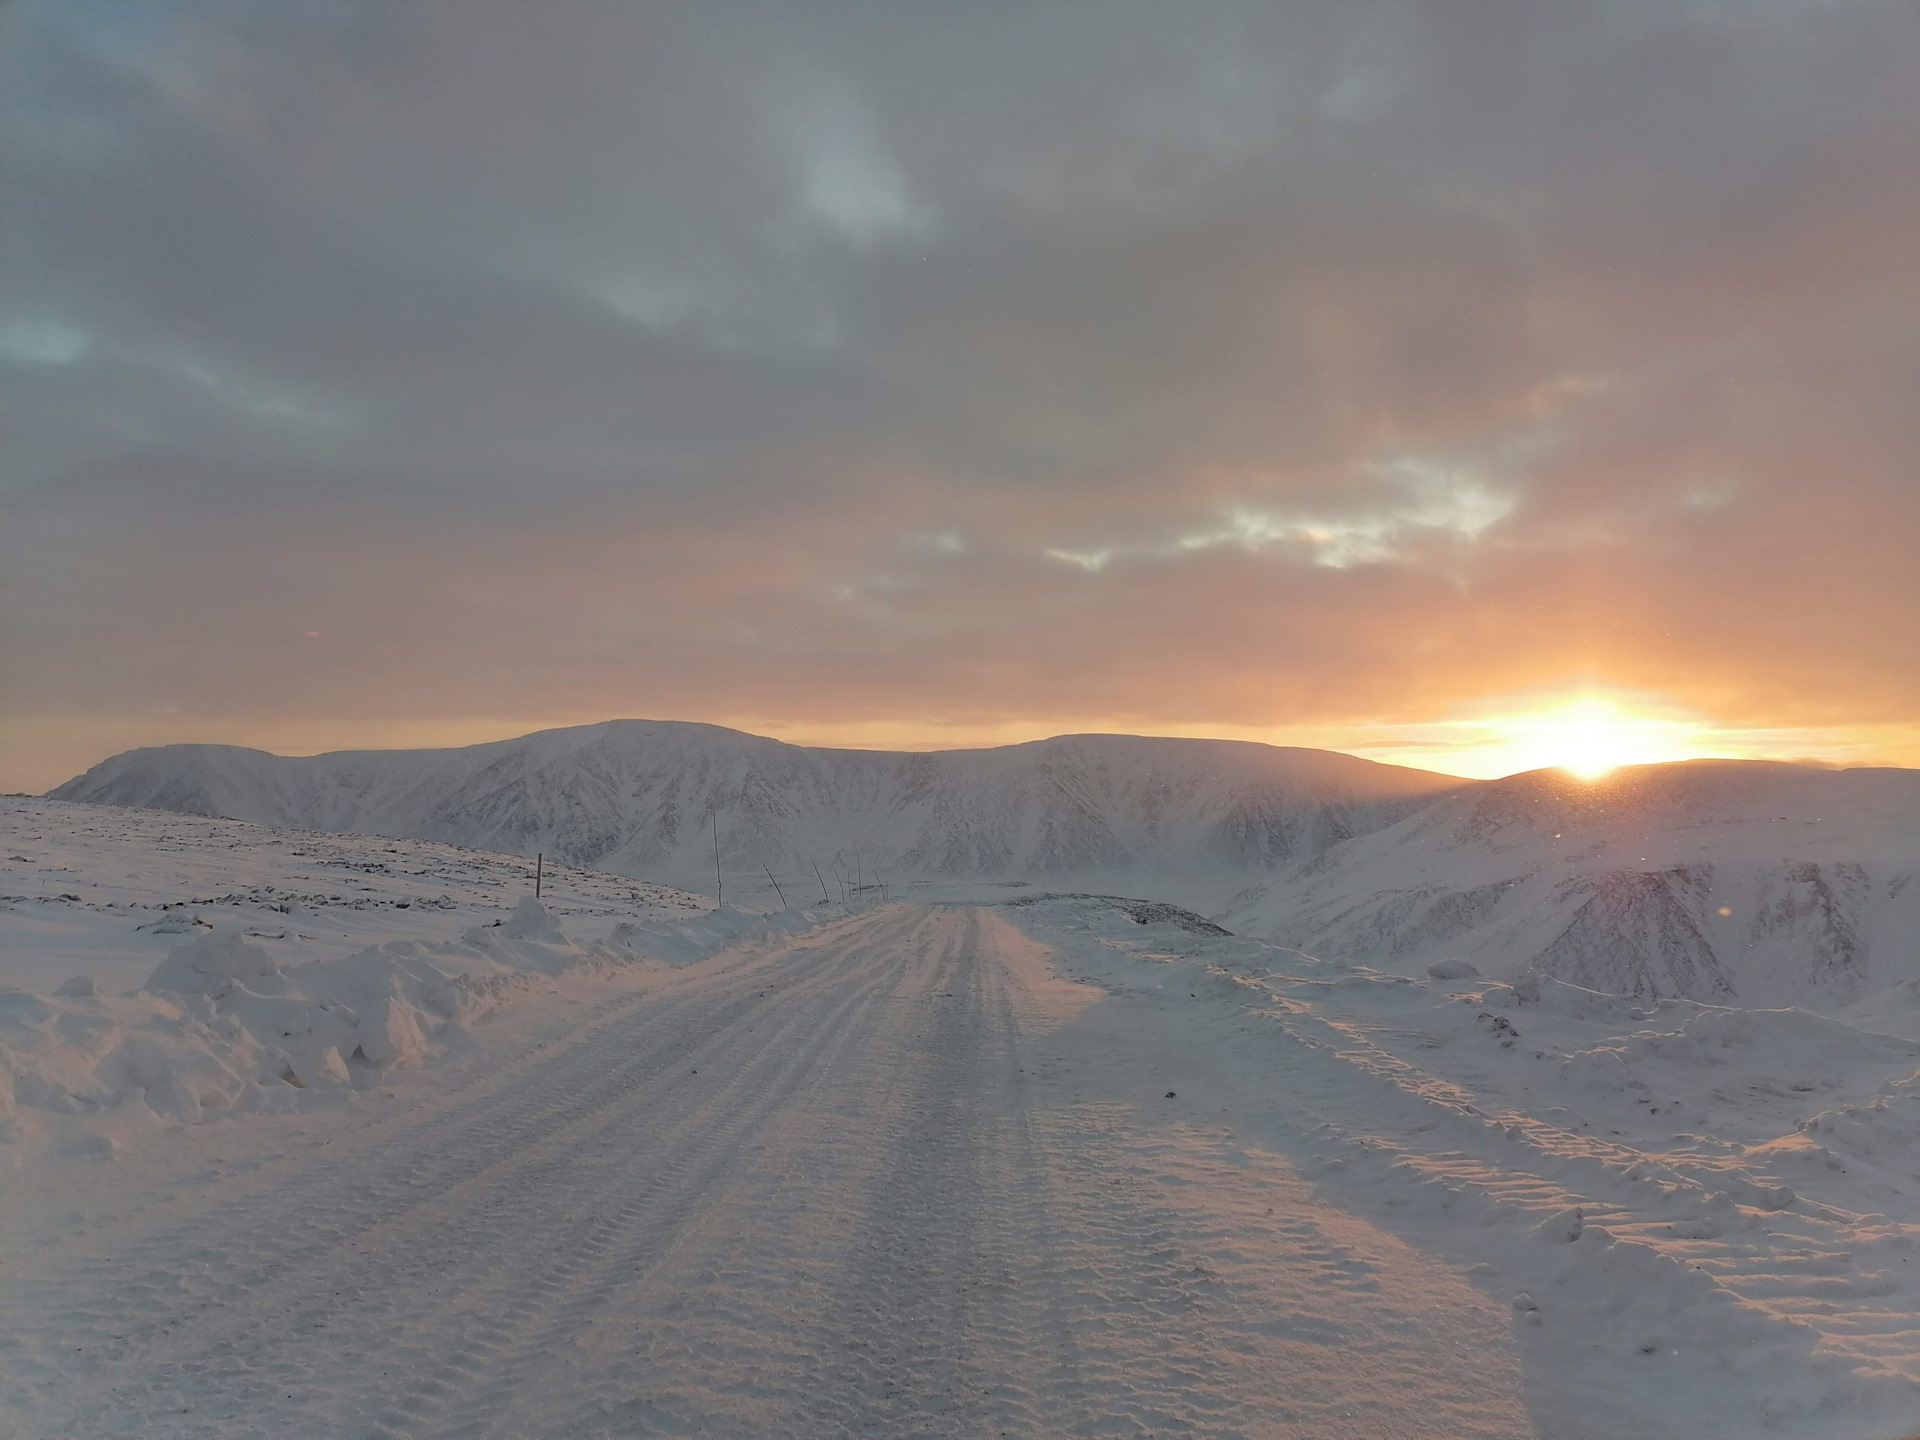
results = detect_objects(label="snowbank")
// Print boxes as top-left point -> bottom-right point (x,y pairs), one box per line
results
604,903 -> 824,966
1,897 -> 825,1152
999,892 -> 1920,1436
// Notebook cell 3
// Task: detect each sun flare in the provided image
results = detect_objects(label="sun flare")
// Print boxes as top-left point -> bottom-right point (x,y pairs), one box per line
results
1336,688 -> 1891,781
1482,694 -> 1706,780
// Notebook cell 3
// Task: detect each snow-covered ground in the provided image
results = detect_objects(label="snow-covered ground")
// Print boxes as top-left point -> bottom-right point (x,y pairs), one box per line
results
4,885 -> 1529,1435
0,798 -> 820,1159
0,796 -> 713,995
49,723 -> 1920,1017
1221,761 -> 1920,1006
5,799 -> 1920,1437
1018,894 -> 1920,1438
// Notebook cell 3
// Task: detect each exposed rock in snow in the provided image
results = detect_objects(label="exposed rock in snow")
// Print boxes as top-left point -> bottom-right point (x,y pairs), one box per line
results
1534,1207 -> 1585,1243
54,736 -> 1916,1008
1534,867 -> 1736,1000
1223,761 -> 1920,1004
137,911 -> 211,934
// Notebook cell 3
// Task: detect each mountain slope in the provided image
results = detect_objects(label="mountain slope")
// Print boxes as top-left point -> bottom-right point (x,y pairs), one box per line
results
1220,761 -> 1920,1005
51,721 -> 1467,889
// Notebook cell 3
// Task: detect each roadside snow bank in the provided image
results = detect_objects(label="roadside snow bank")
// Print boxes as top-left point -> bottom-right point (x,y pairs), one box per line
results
1002,892 -> 1920,1437
1,898 -> 825,1151
605,903 -> 823,966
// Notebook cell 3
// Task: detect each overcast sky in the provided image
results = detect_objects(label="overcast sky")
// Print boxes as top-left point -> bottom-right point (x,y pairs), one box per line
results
4,0 -> 1918,789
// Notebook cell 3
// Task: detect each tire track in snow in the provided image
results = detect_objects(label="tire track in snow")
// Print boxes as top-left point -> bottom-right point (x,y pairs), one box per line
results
405,913 -> 922,1439
6,905 -> 1533,1438
780,906 -> 1043,1435
3,908 -> 924,1436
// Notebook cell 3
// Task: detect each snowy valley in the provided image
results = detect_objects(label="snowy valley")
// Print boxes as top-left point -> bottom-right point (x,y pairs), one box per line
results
53,721 -> 1920,1009
13,1 -> 1917,1433
6,737 -> 1920,1438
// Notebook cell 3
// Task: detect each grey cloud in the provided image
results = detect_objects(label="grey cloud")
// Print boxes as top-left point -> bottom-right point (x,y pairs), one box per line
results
3,0 -> 1918,782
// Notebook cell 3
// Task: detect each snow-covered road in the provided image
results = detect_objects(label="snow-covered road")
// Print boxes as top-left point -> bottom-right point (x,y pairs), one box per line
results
3,905 -> 1529,1438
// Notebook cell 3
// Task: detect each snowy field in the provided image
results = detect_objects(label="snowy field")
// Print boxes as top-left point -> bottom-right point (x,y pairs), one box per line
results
0,796 -> 709,996
1020,895 -> 1920,1438
4,799 -> 1920,1437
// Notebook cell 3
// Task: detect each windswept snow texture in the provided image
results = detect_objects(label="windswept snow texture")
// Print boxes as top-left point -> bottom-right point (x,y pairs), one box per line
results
10,792 -> 1920,1436
10,885 -> 1920,1437
0,798 -> 823,1155
50,720 -> 1465,887
1222,761 -> 1920,1006
0,796 -> 704,995
1012,896 -> 1920,1440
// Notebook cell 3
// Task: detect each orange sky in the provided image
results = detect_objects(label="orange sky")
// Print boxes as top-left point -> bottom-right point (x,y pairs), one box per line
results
10,695 -> 1917,796
4,3 -> 1917,793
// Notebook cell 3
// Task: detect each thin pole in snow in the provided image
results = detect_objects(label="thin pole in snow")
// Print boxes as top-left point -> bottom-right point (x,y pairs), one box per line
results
710,805 -> 723,909
813,860 -> 831,905
762,864 -> 787,910
535,852 -> 543,900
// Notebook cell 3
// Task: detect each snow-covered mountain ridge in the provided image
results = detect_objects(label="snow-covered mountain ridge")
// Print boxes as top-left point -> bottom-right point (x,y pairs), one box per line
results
1221,760 -> 1920,1005
50,720 -> 1465,889
50,728 -> 1920,1005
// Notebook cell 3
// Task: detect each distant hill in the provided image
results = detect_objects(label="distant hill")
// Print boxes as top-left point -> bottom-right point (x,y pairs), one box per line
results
55,727 -> 1920,1004
50,720 -> 1464,888
1219,760 -> 1920,1005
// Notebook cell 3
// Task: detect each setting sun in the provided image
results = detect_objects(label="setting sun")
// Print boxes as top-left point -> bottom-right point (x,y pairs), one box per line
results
1334,689 -> 1749,780
8,5 -> 1920,1431
1486,694 -> 1706,779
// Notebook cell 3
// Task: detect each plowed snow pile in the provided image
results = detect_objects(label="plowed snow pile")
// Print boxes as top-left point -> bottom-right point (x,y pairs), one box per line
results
0,798 -> 822,1155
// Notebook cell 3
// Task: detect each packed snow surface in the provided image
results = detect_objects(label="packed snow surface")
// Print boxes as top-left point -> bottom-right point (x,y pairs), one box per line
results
7,799 -> 1920,1436
1008,897 -> 1920,1439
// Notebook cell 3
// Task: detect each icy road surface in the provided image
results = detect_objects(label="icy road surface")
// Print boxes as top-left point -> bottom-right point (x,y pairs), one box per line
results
2,905 -> 1527,1438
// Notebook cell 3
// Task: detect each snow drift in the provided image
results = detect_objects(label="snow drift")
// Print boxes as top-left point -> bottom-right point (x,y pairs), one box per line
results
0,897 -> 824,1147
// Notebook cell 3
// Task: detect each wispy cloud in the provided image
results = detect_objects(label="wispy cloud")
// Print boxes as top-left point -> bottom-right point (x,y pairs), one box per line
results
3,0 -> 1917,788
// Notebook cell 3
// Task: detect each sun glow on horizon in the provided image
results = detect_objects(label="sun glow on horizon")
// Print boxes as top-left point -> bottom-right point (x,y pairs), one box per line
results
1483,694 -> 1707,780
1332,688 -> 1791,780
8,692 -> 1911,797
